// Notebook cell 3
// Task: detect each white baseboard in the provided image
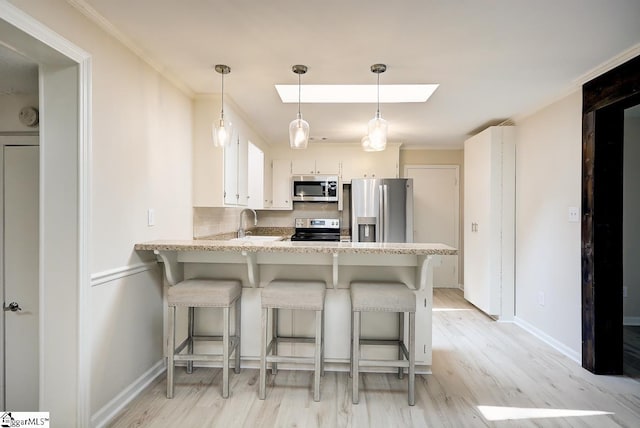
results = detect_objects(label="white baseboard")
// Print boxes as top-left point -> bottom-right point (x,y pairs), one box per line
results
624,316 -> 640,326
91,359 -> 165,428
514,317 -> 581,364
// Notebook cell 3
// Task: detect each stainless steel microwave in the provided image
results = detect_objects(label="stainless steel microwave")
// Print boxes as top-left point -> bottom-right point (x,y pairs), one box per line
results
292,175 -> 340,202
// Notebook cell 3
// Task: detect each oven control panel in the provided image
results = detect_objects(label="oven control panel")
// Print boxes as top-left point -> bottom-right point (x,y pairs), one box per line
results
295,218 -> 340,229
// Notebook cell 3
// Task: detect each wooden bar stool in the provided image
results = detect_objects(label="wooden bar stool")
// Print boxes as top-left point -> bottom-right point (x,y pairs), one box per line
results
166,278 -> 242,399
259,280 -> 326,401
350,281 -> 416,406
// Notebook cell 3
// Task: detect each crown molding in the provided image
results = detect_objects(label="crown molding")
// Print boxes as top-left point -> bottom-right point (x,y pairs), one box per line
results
66,0 -> 194,98
572,42 -> 640,87
513,43 -> 640,123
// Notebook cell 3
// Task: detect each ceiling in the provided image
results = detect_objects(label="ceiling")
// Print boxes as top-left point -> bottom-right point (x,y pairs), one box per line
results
28,1 -> 640,147
0,44 -> 38,95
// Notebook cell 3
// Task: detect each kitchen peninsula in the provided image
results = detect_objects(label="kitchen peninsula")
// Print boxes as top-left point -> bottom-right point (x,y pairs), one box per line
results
135,239 -> 457,373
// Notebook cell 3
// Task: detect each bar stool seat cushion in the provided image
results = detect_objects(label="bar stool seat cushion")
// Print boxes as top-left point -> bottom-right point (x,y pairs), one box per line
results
168,278 -> 242,307
351,282 -> 416,313
262,280 -> 326,310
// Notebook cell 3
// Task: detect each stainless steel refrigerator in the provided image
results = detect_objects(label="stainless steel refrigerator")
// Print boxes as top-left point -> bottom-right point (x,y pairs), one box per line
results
351,178 -> 413,243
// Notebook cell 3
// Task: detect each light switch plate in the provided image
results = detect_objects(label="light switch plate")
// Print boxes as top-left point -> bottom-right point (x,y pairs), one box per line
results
147,208 -> 155,226
568,207 -> 579,223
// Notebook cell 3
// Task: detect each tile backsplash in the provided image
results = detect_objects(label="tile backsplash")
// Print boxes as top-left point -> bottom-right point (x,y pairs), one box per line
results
193,207 -> 245,238
194,185 -> 351,239
194,203 -> 350,239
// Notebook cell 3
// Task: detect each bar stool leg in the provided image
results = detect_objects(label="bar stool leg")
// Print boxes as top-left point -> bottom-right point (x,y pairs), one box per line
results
234,298 -> 241,374
271,308 -> 278,375
313,310 -> 322,402
167,305 -> 176,399
352,311 -> 360,404
349,311 -> 354,379
320,310 -> 325,377
187,307 -> 195,374
222,306 -> 230,398
409,311 -> 416,406
398,311 -> 405,379
259,307 -> 267,400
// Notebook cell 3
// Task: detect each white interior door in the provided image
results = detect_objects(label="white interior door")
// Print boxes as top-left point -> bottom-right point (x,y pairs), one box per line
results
3,145 -> 39,410
406,165 -> 459,288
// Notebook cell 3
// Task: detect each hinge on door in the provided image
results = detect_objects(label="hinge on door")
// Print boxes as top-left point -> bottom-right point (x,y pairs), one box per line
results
424,298 -> 427,307
424,345 -> 426,354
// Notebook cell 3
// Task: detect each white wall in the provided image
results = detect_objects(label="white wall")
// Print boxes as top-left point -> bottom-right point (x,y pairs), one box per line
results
7,0 -> 194,421
623,114 -> 640,323
514,90 -> 582,359
0,94 -> 39,131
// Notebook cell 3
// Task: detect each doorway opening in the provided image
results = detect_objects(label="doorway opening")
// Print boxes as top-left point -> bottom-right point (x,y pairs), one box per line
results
1,3 -> 91,424
581,54 -> 640,374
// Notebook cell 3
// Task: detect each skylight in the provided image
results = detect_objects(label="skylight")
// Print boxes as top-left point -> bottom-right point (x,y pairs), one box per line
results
275,84 -> 438,103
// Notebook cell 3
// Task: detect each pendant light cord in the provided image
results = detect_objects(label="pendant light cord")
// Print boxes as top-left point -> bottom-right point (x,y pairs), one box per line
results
297,72 -> 301,117
221,71 -> 225,119
376,71 -> 380,116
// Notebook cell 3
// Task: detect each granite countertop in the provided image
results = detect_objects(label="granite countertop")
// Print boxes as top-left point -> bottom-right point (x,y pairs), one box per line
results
134,239 -> 457,256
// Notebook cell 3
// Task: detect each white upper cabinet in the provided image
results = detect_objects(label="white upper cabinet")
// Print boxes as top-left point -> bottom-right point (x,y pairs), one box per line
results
247,141 -> 264,209
292,158 -> 340,175
463,126 -> 515,320
223,130 -> 249,206
340,143 -> 400,182
193,96 -> 266,208
271,159 -> 292,209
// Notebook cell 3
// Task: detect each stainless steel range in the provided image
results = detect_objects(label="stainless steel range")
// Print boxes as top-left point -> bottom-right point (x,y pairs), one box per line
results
291,218 -> 340,241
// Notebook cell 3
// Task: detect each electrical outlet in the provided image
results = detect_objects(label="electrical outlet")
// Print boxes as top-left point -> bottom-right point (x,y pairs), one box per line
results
623,286 -> 628,298
147,208 -> 155,227
568,207 -> 579,223
538,292 -> 545,306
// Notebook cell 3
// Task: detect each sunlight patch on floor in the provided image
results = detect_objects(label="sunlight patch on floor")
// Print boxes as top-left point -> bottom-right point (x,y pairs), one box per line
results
432,308 -> 473,312
478,405 -> 613,421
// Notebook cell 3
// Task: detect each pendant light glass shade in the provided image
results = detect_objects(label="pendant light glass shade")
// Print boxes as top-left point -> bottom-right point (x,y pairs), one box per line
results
365,63 -> 387,151
213,117 -> 231,148
367,112 -> 388,151
289,65 -> 309,149
289,113 -> 310,149
213,64 -> 232,148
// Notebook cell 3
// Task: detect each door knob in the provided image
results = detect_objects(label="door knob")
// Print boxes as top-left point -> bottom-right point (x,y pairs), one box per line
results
4,302 -> 22,312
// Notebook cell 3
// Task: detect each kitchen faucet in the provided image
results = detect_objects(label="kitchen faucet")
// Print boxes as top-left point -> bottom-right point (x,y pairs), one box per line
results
237,208 -> 257,238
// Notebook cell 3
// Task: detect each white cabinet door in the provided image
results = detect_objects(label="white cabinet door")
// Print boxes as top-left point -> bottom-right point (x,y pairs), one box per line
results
292,159 -> 316,175
292,159 -> 340,175
247,142 -> 264,209
271,159 -> 292,209
223,132 -> 249,206
341,146 -> 399,181
464,132 -> 492,312
315,159 -> 340,175
223,131 -> 239,205
237,135 -> 249,206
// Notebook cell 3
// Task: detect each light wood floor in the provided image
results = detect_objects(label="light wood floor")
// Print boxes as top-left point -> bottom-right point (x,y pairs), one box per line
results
108,289 -> 640,427
624,326 -> 640,378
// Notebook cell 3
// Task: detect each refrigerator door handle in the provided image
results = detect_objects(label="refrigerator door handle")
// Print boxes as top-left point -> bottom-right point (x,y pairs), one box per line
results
378,184 -> 385,242
382,184 -> 390,242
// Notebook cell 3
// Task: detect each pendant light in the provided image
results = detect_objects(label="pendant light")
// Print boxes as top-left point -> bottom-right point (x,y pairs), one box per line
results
289,64 -> 310,149
361,135 -> 376,152
213,64 -> 232,147
364,63 -> 388,152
